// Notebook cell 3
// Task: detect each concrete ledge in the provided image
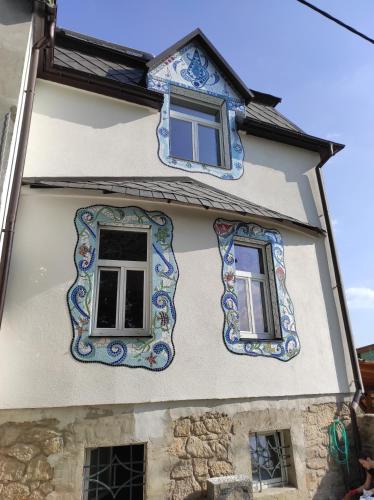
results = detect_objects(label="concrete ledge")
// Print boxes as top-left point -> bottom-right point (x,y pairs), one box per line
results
207,474 -> 253,499
253,486 -> 299,500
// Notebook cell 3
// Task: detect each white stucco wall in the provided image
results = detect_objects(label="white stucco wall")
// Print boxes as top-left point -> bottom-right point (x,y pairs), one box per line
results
23,80 -> 321,227
0,188 -> 354,409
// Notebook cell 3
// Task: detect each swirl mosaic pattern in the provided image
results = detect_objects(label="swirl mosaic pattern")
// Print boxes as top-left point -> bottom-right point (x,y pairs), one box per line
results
148,43 -> 245,179
68,206 -> 178,370
214,219 -> 300,362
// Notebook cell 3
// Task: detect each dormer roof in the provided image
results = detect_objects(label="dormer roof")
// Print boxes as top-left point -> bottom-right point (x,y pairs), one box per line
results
147,28 -> 253,104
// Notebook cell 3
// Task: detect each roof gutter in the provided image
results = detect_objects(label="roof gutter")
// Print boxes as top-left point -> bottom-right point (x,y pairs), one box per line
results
315,146 -> 363,463
0,4 -> 55,327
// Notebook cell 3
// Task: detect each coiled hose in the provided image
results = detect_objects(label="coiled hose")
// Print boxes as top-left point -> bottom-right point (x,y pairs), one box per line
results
328,418 -> 350,473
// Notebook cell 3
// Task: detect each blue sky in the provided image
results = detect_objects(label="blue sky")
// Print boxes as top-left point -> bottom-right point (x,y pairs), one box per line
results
58,0 -> 374,347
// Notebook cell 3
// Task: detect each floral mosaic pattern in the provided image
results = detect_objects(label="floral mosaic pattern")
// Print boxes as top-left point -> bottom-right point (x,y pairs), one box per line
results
68,206 -> 178,370
214,219 -> 300,362
147,43 -> 245,179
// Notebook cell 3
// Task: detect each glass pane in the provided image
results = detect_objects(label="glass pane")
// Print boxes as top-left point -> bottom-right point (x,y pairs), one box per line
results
237,278 -> 252,332
235,245 -> 264,274
251,281 -> 268,334
171,100 -> 220,122
99,230 -> 147,262
250,434 -> 283,483
125,270 -> 144,329
170,118 -> 193,160
96,270 -> 118,328
198,125 -> 221,166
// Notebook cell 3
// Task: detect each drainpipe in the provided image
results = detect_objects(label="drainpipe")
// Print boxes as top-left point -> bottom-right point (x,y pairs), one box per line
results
315,146 -> 363,466
0,5 -> 56,327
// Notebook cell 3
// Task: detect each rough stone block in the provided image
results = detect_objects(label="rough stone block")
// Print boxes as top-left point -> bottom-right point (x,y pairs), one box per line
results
171,460 -> 193,479
207,475 -> 252,499
186,436 -> 214,458
6,443 -> 40,463
2,482 -> 30,499
193,458 -> 208,477
172,476 -> 200,500
192,421 -> 207,436
0,454 -> 25,482
42,436 -> 63,455
208,460 -> 234,477
174,419 -> 191,437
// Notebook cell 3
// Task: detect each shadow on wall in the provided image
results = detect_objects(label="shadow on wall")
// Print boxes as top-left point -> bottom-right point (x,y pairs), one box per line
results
1,0 -> 32,25
244,136 -> 321,228
312,406 -> 362,500
34,80 -> 157,130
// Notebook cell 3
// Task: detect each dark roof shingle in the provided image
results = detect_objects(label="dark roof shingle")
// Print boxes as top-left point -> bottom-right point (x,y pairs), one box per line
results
23,177 -> 322,234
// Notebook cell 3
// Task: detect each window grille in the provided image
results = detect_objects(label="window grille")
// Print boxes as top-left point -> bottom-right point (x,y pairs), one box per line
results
82,444 -> 145,499
249,431 -> 290,491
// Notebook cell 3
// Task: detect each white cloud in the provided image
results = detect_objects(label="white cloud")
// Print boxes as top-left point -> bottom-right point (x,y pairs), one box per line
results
346,287 -> 374,310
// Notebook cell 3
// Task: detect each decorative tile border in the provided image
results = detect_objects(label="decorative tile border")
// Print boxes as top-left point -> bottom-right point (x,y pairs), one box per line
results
214,219 -> 300,362
67,206 -> 178,370
148,43 -> 245,179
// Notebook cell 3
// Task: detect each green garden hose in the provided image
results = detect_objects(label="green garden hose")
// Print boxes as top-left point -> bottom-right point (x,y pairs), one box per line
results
328,418 -> 350,472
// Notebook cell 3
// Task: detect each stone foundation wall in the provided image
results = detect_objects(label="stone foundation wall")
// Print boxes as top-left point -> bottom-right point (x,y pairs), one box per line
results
169,412 -> 233,499
0,419 -> 63,499
0,397 -> 354,499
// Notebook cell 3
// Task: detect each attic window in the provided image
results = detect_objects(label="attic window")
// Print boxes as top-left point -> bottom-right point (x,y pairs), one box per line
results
170,96 -> 223,167
168,86 -> 231,170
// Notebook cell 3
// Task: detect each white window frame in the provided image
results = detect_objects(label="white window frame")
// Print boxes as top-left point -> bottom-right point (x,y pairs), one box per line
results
234,238 -> 277,340
250,431 -> 288,491
92,224 -> 151,337
169,85 -> 230,169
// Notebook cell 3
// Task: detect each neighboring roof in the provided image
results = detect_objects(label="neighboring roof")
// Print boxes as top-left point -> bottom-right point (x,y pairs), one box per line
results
147,28 -> 253,104
38,28 -> 344,157
358,344 -> 374,354
23,177 -> 323,235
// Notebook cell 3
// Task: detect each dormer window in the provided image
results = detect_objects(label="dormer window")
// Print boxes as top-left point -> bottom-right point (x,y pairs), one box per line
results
168,86 -> 230,170
170,95 -> 223,167
147,34 -> 249,178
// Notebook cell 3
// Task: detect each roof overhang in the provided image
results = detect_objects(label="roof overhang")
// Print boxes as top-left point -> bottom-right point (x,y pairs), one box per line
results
241,117 -> 345,157
23,177 -> 324,236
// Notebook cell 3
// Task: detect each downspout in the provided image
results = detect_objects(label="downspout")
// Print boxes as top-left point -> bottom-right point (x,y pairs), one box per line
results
0,5 -> 56,326
315,145 -> 363,469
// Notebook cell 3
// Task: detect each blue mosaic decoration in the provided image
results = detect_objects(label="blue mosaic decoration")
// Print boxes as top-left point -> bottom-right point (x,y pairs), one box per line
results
68,206 -> 178,370
214,219 -> 300,362
148,43 -> 245,179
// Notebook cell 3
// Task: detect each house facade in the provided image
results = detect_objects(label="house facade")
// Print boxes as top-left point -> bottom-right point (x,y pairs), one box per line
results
0,3 -> 362,499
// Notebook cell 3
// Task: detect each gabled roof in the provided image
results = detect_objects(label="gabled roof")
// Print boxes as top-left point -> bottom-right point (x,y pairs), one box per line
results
23,177 -> 323,235
38,29 -> 344,157
147,28 -> 253,104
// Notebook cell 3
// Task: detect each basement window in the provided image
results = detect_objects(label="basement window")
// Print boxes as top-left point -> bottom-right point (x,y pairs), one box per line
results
249,431 -> 291,491
83,444 -> 145,500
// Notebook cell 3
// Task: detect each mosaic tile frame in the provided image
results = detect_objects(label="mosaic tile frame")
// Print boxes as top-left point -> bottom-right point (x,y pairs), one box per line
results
67,205 -> 178,370
214,218 -> 300,362
147,43 -> 245,179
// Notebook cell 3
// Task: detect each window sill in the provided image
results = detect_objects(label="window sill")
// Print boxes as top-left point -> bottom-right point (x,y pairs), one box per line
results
90,333 -> 152,339
253,486 -> 299,499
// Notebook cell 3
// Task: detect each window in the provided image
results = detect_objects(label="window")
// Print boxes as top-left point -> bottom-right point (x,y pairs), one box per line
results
168,86 -> 230,169
249,431 -> 289,491
234,240 -> 279,340
93,226 -> 150,337
83,444 -> 145,500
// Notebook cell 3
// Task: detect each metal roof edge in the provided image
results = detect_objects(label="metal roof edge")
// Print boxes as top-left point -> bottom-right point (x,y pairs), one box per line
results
22,176 -> 324,236
242,117 -> 345,156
